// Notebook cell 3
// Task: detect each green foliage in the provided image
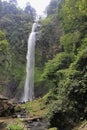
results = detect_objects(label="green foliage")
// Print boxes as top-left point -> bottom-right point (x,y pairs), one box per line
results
0,30 -> 10,81
45,48 -> 87,129
42,90 -> 58,105
70,48 -> 87,71
34,67 -> 54,97
42,52 -> 74,83
80,36 -> 87,50
34,68 -> 51,97
60,31 -> 81,53
34,67 -> 43,83
0,30 -> 8,50
60,0 -> 87,32
0,30 -> 5,40
0,0 -> 35,96
0,0 -> 87,129
39,0 -> 87,129
7,124 -> 23,130
38,14 -> 62,65
46,0 -> 59,15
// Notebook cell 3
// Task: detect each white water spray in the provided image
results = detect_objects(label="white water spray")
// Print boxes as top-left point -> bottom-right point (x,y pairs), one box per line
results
23,23 -> 38,102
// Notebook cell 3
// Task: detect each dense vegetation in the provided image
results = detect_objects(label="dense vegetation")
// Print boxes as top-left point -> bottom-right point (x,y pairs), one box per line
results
0,0 -> 36,98
38,0 -> 87,129
0,0 -> 87,129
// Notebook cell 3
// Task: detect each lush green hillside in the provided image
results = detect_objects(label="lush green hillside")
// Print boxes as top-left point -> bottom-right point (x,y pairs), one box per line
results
0,0 -> 87,129
0,0 -> 36,98
37,0 -> 87,129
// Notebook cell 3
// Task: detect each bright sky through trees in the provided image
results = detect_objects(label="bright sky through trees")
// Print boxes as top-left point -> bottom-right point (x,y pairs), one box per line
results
2,0 -> 51,15
17,0 -> 51,15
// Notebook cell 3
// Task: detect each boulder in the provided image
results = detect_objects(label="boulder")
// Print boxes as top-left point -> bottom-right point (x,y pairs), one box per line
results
0,94 -> 15,117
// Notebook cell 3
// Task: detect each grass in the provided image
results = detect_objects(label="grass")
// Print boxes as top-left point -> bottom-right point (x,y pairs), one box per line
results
7,124 -> 23,130
22,97 -> 50,118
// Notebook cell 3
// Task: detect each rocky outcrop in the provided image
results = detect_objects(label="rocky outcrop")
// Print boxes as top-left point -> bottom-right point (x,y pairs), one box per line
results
0,95 -> 15,117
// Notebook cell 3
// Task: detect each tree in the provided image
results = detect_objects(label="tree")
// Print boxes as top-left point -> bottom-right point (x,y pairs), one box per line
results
39,0 -> 87,129
9,0 -> 17,5
0,0 -> 36,97
60,0 -> 87,32
24,2 -> 36,20
46,0 -> 59,15
60,31 -> 80,53
42,52 -> 74,85
0,30 -> 10,81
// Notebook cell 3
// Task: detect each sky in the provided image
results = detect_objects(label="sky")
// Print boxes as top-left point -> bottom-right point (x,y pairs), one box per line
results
17,0 -> 51,15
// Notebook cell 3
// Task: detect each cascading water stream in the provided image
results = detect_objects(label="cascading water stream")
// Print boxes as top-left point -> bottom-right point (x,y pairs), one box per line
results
23,22 -> 38,102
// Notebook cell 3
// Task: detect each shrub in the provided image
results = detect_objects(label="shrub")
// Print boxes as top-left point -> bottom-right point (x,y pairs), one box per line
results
7,124 -> 23,130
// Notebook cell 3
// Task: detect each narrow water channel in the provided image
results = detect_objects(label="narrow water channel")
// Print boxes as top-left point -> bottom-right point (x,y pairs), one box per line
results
24,119 -> 49,130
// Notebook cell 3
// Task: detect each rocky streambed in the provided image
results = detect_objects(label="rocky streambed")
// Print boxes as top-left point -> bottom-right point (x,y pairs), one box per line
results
21,117 -> 49,130
0,95 -> 49,130
17,107 -> 49,130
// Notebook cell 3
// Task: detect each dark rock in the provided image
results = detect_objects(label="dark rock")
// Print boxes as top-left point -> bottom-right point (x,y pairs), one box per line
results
0,95 -> 15,117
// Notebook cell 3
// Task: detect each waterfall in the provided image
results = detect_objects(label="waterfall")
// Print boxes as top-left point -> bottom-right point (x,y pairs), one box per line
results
23,22 -> 38,102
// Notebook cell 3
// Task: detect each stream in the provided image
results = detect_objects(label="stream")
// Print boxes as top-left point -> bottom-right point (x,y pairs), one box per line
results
23,118 -> 49,130
0,101 -> 49,130
0,115 -> 49,130
16,105 -> 49,130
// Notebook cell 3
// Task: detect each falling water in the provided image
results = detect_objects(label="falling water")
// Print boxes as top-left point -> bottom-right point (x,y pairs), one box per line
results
23,22 -> 38,102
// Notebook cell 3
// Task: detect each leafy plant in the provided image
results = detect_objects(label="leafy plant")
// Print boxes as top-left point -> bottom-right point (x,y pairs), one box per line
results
7,124 -> 23,130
